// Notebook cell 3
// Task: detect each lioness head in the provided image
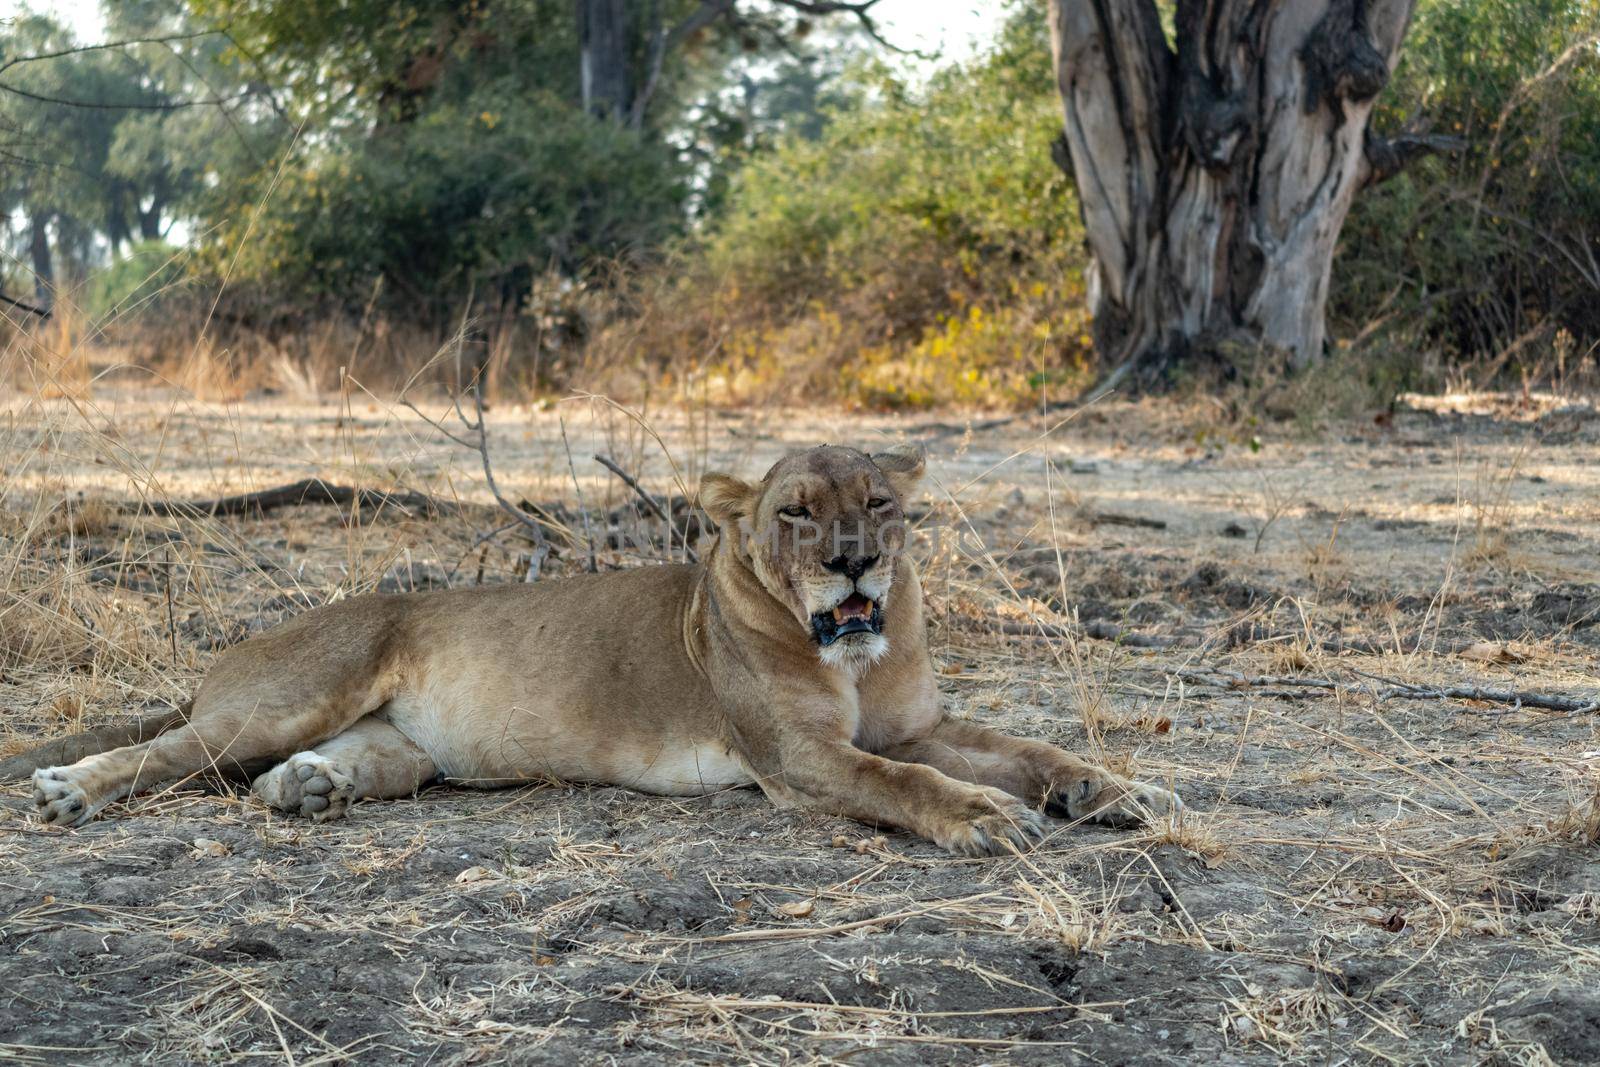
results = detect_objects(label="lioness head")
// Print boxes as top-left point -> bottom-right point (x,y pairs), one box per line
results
700,444 -> 926,667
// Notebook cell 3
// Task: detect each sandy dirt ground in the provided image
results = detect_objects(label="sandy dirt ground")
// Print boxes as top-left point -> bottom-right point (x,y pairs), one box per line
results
1,381 -> 1598,1064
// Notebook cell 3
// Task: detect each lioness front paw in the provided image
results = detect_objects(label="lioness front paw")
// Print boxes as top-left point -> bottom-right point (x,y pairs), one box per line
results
936,789 -> 1051,857
252,752 -> 356,822
32,765 -> 99,827
1047,775 -> 1182,828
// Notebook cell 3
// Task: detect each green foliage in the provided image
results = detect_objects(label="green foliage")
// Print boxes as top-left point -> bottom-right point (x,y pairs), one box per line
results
685,7 -> 1094,405
210,88 -> 684,317
84,240 -> 190,321
0,6 -> 269,304
182,0 -> 862,326
1335,0 -> 1600,365
708,11 -> 1074,313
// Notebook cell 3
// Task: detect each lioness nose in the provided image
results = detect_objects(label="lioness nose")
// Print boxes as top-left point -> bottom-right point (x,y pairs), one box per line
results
825,554 -> 878,580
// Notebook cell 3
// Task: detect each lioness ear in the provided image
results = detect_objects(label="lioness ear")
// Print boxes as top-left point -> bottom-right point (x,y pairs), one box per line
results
871,444 -> 926,504
699,472 -> 756,526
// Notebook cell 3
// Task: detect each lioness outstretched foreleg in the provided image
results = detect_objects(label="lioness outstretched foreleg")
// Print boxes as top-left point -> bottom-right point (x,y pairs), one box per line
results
251,715 -> 437,821
764,735 -> 1051,857
880,715 -> 1181,828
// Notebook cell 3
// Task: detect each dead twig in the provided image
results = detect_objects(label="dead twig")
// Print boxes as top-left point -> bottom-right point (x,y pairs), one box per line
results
1358,671 -> 1600,715
401,333 -> 550,578
594,453 -> 698,563
982,614 -> 1521,665
560,415 -> 598,572
1176,667 -> 1599,715
1174,667 -> 1338,692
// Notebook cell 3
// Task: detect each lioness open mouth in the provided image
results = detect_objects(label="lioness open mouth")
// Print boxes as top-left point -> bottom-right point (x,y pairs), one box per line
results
811,592 -> 883,647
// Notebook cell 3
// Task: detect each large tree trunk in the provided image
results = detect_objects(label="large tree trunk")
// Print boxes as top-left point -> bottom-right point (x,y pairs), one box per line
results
138,196 -> 165,242
28,213 -> 53,307
1048,0 -> 1418,383
577,0 -> 633,121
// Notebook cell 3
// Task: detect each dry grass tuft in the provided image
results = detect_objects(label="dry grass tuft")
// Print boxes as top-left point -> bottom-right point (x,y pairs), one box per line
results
1550,779 -> 1600,845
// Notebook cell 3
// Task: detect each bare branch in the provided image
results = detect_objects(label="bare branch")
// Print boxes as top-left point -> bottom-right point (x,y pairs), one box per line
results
0,290 -> 51,319
594,453 -> 698,563
631,0 -> 924,121
0,82 -> 255,110
1177,667 -> 1600,716
402,334 -> 551,577
1362,129 -> 1465,186
774,0 -> 932,58
0,31 -> 224,75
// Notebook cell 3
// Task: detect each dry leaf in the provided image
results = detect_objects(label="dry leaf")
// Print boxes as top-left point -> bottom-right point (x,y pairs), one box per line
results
455,865 -> 496,884
775,899 -> 815,919
191,838 -> 229,858
1459,641 -> 1526,664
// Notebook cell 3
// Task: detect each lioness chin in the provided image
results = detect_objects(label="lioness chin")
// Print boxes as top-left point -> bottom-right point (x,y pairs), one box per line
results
5,444 -> 1179,855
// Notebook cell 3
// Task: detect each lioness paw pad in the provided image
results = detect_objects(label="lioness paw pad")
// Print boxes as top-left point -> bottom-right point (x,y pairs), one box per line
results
252,752 -> 356,822
32,766 -> 96,827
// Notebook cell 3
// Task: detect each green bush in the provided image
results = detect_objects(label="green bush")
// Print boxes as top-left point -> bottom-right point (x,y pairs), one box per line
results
84,240 -> 191,323
679,6 -> 1095,405
1335,0 -> 1600,370
207,88 -> 684,324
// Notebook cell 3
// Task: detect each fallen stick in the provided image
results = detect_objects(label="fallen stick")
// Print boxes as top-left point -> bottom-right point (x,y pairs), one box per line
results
133,478 -> 459,520
1089,511 -> 1167,530
1367,678 -> 1600,715
1175,667 -> 1599,715
1174,668 -> 1338,691
980,617 -> 1529,666
1223,622 -> 1482,658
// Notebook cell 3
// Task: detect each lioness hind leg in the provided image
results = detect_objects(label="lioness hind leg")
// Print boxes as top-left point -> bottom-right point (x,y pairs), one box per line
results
252,716 -> 436,822
880,715 -> 1182,828
33,598 -> 411,827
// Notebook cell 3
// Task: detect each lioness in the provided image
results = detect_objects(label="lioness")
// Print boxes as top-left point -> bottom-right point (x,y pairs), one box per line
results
6,445 -> 1179,855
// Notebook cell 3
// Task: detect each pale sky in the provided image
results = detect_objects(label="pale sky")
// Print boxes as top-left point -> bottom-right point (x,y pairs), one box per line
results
12,1 -> 1004,67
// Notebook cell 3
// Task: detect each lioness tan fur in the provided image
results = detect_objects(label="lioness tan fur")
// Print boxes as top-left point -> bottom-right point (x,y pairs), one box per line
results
13,445 -> 1179,855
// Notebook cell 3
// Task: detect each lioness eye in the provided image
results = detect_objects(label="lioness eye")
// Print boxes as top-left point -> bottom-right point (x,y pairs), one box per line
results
779,504 -> 810,519
868,497 -> 890,510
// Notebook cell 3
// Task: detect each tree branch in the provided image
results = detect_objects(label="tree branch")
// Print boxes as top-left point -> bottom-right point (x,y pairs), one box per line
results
632,0 -> 922,122
1362,129 -> 1465,186
594,453 -> 698,563
402,337 -> 551,577
0,31 -> 224,75
1178,667 -> 1600,716
0,82 -> 256,110
774,0 -> 930,57
0,290 -> 51,319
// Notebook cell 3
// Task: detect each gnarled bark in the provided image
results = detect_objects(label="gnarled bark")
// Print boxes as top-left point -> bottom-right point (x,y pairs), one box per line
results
1047,0 -> 1419,384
